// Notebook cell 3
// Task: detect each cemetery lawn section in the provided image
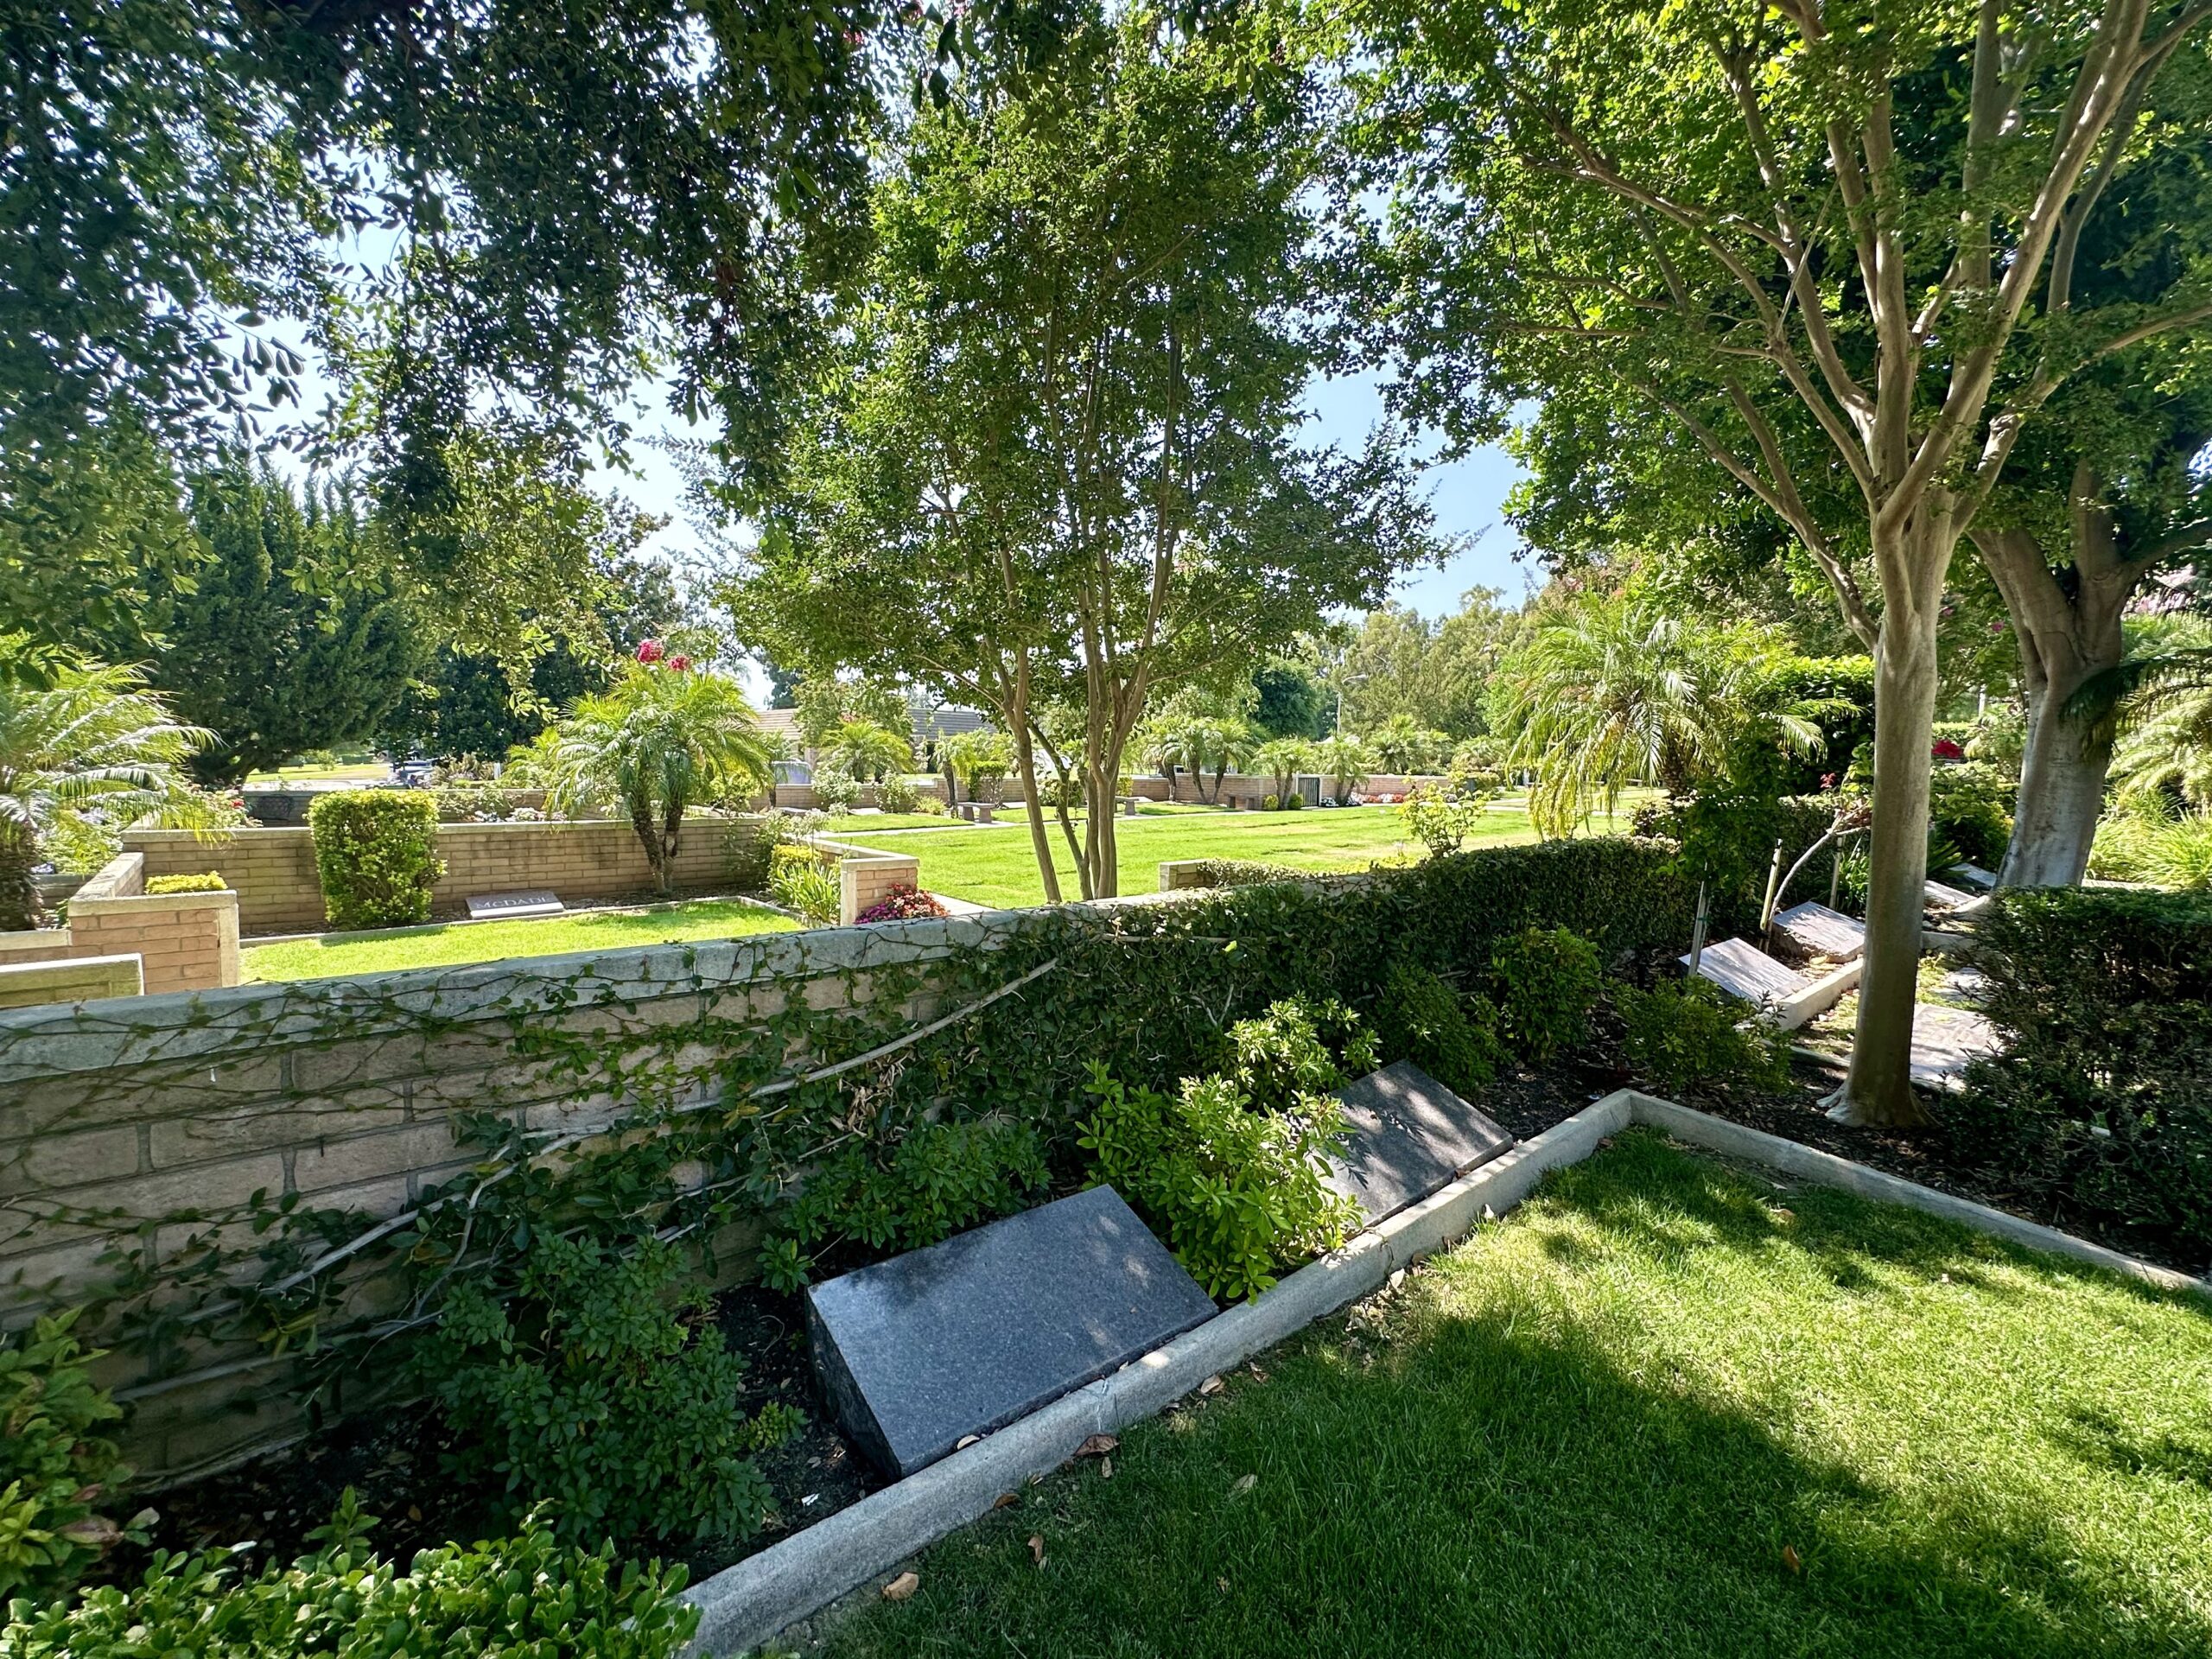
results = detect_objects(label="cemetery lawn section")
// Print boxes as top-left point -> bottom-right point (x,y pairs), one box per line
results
843,800 -> 1644,910
245,897 -> 799,981
820,1131 -> 2212,1659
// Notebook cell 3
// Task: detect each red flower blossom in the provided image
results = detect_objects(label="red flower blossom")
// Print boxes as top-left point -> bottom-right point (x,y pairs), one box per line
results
1932,738 -> 1965,760
636,639 -> 665,664
666,653 -> 691,672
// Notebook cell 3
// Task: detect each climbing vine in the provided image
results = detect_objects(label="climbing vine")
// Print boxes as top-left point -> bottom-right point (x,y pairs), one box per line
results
3,837 -> 1696,1434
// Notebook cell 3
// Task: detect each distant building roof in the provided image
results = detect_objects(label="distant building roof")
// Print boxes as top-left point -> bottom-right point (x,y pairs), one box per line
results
912,703 -> 992,743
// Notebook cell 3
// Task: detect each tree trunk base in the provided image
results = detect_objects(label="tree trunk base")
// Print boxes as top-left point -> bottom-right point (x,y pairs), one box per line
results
1821,1080 -> 1935,1129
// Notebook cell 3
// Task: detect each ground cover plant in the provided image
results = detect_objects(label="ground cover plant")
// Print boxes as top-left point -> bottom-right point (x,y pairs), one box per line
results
242,898 -> 797,982
841,798 -> 1650,909
817,1133 -> 2212,1659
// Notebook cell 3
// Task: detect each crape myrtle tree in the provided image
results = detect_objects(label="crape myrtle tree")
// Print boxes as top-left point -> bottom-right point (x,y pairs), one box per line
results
727,4 -> 1439,900
1348,0 -> 2212,1126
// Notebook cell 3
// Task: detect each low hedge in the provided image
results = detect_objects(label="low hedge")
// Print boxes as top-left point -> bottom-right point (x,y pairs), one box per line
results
143,873 -> 226,895
1948,888 -> 2212,1262
308,791 -> 444,930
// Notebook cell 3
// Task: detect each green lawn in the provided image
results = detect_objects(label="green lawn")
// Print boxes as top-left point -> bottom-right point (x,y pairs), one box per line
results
245,762 -> 392,785
820,812 -> 972,833
244,898 -> 798,981
817,1132 -> 2212,1659
841,800 -> 1642,909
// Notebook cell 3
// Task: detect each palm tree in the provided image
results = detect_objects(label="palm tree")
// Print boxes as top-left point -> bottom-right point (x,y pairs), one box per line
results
544,663 -> 773,893
1366,714 -> 1446,777
1136,719 -> 1195,798
2071,617 -> 2212,810
1491,593 -> 1827,837
1312,732 -> 1372,803
823,719 -> 912,785
1191,717 -> 1255,804
941,729 -> 1013,804
0,652 -> 219,930
1250,737 -> 1312,804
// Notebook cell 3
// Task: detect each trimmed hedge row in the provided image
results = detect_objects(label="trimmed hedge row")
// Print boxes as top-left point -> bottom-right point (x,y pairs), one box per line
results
1949,888 -> 2212,1264
950,837 -> 1700,1120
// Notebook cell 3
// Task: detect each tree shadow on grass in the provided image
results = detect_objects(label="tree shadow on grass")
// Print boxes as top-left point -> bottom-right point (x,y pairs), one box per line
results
1540,1129 -> 2208,1321
2050,1406 -> 2212,1496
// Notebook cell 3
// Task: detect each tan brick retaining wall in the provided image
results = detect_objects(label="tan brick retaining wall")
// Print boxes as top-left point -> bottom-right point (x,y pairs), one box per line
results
0,907 -> 1034,1480
0,854 -> 240,1000
125,814 -> 767,936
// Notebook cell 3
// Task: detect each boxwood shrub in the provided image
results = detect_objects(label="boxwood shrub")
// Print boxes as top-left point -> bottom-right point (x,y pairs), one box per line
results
308,790 -> 443,929
1948,887 -> 2212,1262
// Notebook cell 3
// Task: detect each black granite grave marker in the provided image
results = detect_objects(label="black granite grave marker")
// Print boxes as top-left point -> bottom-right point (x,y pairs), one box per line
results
1325,1060 -> 1515,1223
806,1185 -> 1216,1478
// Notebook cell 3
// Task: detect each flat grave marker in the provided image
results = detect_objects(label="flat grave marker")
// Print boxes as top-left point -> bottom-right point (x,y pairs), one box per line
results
465,889 -> 564,921
1325,1060 -> 1514,1224
1773,900 -> 1866,961
1683,937 -> 1806,1007
807,1185 -> 1216,1478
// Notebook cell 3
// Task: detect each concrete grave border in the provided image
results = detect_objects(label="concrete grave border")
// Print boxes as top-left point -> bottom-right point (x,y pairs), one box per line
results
683,1089 -> 2209,1655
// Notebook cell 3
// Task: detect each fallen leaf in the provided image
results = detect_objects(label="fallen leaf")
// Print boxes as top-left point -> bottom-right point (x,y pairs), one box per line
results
993,1492 -> 1020,1510
1782,1546 -> 1802,1575
1076,1433 -> 1119,1458
1027,1534 -> 1046,1567
955,1434 -> 981,1450
1387,1268 -> 1407,1289
1230,1473 -> 1258,1497
1198,1374 -> 1224,1397
1247,1364 -> 1268,1382
1027,1471 -> 1046,1485
408,1503 -> 423,1522
882,1571 -> 920,1601
58,1516 -> 121,1546
1099,1457 -> 1114,1480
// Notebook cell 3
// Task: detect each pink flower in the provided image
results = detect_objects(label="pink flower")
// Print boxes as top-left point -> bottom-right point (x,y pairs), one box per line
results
636,639 -> 665,664
667,653 -> 691,672
1820,772 -> 1838,791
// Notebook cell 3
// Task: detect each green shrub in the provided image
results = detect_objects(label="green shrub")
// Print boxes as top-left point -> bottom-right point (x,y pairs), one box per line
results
1220,996 -> 1377,1110
1078,1064 -> 1357,1302
1181,858 -> 1306,888
416,1234 -> 797,1547
1488,925 -> 1602,1063
1614,976 -> 1790,1096
811,766 -> 860,813
1369,961 -> 1504,1097
143,872 -> 225,894
1928,762 -> 2015,869
874,774 -> 920,813
1262,792 -> 1280,810
760,1118 -> 1049,1288
0,1496 -> 698,1659
1400,781 -> 1486,856
2091,804 -> 2212,891
307,790 -> 442,929
1284,791 -> 1305,810
0,1312 -> 140,1604
768,842 -> 838,922
1948,888 -> 2212,1259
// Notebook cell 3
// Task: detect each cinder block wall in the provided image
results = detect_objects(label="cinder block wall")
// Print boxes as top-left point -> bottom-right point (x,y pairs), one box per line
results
0,909 -> 1036,1480
127,815 -> 766,936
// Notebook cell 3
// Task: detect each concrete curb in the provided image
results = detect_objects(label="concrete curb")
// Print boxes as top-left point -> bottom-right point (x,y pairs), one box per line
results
682,1087 -> 2203,1655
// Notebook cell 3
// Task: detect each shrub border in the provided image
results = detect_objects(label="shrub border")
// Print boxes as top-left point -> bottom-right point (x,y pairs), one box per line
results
683,1090 -> 2210,1656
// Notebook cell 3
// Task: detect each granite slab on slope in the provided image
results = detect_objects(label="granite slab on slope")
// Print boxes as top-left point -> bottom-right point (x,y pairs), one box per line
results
1325,1060 -> 1514,1224
1683,937 -> 1807,1006
806,1185 -> 1216,1478
1774,900 -> 1866,961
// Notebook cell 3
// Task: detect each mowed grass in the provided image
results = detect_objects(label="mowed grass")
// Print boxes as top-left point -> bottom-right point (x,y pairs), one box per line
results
244,897 -> 798,981
819,1132 -> 2212,1659
842,798 -> 1643,909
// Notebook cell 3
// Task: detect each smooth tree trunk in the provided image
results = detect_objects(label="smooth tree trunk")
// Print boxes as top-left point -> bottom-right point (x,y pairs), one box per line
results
1003,660 -> 1064,906
1972,511 -> 2133,888
1834,518 -> 1953,1129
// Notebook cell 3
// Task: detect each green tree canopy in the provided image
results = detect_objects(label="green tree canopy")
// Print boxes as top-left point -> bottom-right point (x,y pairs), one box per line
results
726,6 -> 1440,899
1348,0 -> 2212,1124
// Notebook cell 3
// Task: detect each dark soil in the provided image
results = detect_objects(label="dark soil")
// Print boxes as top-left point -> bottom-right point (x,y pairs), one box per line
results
110,1283 -> 880,1588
